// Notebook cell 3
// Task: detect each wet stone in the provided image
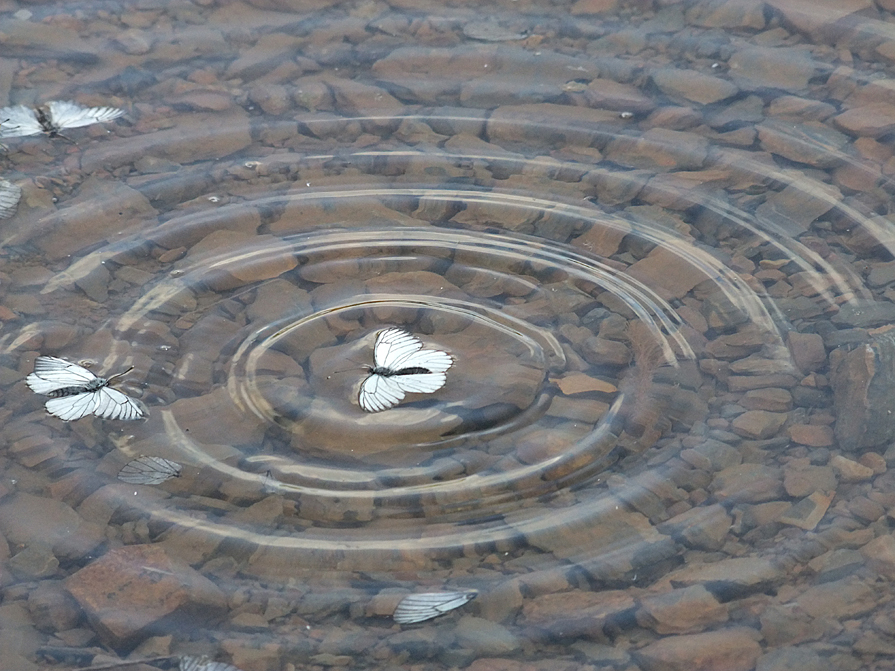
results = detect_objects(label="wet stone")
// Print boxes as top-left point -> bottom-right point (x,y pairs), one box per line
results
728,46 -> 816,90
636,585 -> 728,635
783,462 -> 836,498
28,581 -> 82,633
521,589 -> 635,641
8,545 -> 59,580
731,410 -> 787,440
795,576 -> 877,620
65,544 -> 227,648
454,617 -> 520,655
0,492 -> 104,562
779,491 -> 834,530
832,330 -> 895,449
757,120 -> 849,168
635,627 -> 761,671
831,454 -> 874,482
712,463 -> 785,503
651,68 -> 739,105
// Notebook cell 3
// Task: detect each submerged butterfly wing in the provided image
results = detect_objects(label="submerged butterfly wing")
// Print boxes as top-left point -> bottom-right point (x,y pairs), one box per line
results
359,373 -> 406,413
118,456 -> 182,485
92,386 -> 148,420
46,100 -> 125,130
373,328 -> 425,369
0,179 -> 21,220
44,391 -> 99,421
393,591 -> 478,624
392,348 -> 454,375
26,356 -> 98,395
180,656 -> 243,671
0,105 -> 43,137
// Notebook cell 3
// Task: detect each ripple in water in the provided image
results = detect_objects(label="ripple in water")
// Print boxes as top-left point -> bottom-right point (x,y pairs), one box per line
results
2,0 -> 895,668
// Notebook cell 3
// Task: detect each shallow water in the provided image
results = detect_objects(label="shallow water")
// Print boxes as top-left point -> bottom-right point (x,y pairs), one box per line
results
3,0 -> 895,669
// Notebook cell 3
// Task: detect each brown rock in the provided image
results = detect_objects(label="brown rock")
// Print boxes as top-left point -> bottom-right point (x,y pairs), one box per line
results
0,493 -> 104,562
834,102 -> 895,137
788,424 -> 834,447
783,462 -> 836,497
731,410 -> 788,439
831,454 -> 875,482
729,47 -> 816,90
167,386 -> 266,446
787,331 -> 826,373
832,330 -> 895,449
757,120 -> 849,168
795,576 -> 877,619
712,463 -> 785,503
861,535 -> 895,579
858,452 -> 887,474
779,491 -> 834,530
521,589 -> 635,639
636,585 -> 728,634
604,128 -> 708,171
65,545 -> 226,648
651,69 -> 739,105
635,627 -> 761,671
627,246 -> 713,300
28,581 -> 81,633
755,181 -> 841,236
741,388 -> 793,412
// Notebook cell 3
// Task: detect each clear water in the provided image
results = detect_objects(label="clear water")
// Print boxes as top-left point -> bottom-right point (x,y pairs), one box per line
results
2,1 -> 895,670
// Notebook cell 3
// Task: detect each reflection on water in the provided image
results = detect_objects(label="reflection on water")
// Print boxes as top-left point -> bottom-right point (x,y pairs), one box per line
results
2,0 -> 895,669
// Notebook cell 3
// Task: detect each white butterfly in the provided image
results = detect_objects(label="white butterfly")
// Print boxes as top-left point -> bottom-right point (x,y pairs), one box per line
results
180,656 -> 243,671
0,100 -> 124,138
118,456 -> 182,485
358,328 -> 453,413
0,179 -> 21,219
26,356 -> 149,421
393,591 -> 478,624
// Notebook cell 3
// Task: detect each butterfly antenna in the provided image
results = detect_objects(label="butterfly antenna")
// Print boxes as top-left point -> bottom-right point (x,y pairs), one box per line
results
105,366 -> 135,384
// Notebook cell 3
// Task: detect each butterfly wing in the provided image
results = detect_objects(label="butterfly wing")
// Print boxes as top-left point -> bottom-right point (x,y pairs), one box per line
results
118,456 -> 182,485
26,356 -> 97,395
393,591 -> 478,624
46,100 -> 124,130
359,373 -> 406,413
44,391 -> 99,421
180,656 -> 242,671
373,328 -> 424,369
92,386 -> 148,420
0,179 -> 21,220
0,105 -> 43,137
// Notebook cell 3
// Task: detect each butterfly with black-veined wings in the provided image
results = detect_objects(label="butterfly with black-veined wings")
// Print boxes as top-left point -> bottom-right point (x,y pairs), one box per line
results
118,456 -> 182,485
358,328 -> 453,413
392,590 -> 478,624
26,356 -> 149,421
0,100 -> 124,139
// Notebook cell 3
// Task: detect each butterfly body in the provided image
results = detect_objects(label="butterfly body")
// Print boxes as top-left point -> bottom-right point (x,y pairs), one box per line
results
358,328 -> 453,413
26,356 -> 148,421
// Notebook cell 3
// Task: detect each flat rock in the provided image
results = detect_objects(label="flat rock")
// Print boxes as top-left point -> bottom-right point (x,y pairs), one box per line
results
635,627 -> 761,671
65,544 -> 226,649
0,493 -> 104,562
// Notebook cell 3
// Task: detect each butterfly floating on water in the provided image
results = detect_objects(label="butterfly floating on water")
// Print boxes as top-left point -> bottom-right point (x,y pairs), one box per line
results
26,356 -> 149,421
358,328 -> 453,413
0,179 -> 21,219
118,456 -> 182,485
0,100 -> 124,139
392,591 -> 478,624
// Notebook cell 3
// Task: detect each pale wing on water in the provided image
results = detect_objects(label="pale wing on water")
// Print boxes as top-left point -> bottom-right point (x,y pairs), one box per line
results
180,655 -> 243,671
47,100 -> 125,129
392,591 -> 478,624
0,179 -> 22,219
118,456 -> 183,485
359,373 -> 407,412
0,105 -> 42,137
91,387 -> 148,420
25,356 -> 98,394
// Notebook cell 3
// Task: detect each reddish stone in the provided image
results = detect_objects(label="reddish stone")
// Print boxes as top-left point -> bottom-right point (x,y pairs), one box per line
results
65,544 -> 226,649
